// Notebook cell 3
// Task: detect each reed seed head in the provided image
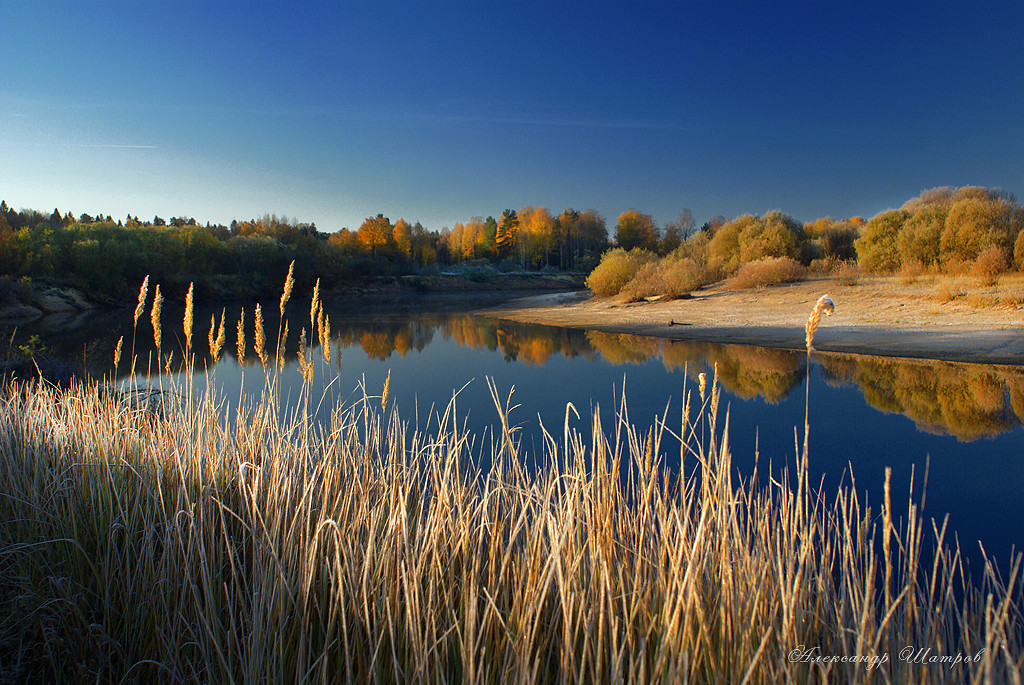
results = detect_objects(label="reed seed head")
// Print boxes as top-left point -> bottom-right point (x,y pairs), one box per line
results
278,321 -> 288,372
698,372 -> 707,404
310,277 -> 320,331
183,282 -> 194,351
150,284 -> 163,352
321,313 -> 331,364
382,369 -> 391,411
280,260 -> 295,318
805,294 -> 835,352
212,308 -> 226,362
254,304 -> 268,369
236,307 -> 246,364
133,275 -> 149,328
297,327 -> 314,383
113,335 -> 123,371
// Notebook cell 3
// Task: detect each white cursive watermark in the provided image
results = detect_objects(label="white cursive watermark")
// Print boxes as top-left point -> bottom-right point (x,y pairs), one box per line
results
788,645 -> 987,671
788,646 -> 889,671
899,646 -> 987,668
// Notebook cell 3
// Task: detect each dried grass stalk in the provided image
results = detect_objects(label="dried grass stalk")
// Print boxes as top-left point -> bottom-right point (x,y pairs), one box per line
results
133,275 -> 149,328
210,309 -> 226,362
183,282 -> 194,352
277,321 -> 288,372
236,307 -> 245,364
150,284 -> 163,353
254,304 -> 268,369
280,260 -> 295,318
805,294 -> 835,352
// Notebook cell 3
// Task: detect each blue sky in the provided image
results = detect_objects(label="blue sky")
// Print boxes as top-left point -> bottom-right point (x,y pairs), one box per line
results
2,1 -> 1023,232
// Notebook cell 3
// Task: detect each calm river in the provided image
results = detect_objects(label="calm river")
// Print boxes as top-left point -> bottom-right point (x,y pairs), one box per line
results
12,298 -> 1024,569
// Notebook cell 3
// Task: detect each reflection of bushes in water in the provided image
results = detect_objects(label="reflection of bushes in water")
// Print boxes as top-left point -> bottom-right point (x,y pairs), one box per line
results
439,317 -> 593,366
441,316 -> 498,351
817,354 -> 858,387
585,331 -> 660,365
658,340 -> 706,373
494,327 -> 559,365
585,333 -> 805,404
853,359 -> 1021,440
358,331 -> 396,360
709,345 -> 804,404
1011,383 -> 1024,423
341,319 -> 436,361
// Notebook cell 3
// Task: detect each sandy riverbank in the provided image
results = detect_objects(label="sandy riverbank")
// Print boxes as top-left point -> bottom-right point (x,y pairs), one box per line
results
480,274 -> 1024,365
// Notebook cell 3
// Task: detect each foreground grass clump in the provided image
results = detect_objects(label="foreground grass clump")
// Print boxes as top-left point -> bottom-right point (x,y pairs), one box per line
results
0,371 -> 1021,682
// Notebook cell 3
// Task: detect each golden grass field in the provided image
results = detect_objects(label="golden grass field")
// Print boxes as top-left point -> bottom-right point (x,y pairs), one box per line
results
0,274 -> 1021,683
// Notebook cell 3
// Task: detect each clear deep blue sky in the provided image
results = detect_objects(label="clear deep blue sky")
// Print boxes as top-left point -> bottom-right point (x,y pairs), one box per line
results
3,1 -> 1023,232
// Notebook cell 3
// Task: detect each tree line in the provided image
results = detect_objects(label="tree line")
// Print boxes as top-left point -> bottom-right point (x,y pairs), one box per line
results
588,186 -> 1024,299
0,202 -> 627,301
3,185 -> 1022,304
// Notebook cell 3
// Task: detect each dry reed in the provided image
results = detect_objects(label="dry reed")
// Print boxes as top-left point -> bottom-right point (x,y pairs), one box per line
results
112,335 -> 122,372
277,320 -> 288,372
236,306 -> 245,364
132,275 -> 148,328
297,327 -> 313,383
0,365 -> 1018,683
310,276 -> 320,333
280,259 -> 295,318
805,294 -> 835,352
1,280 -> 1020,683
150,284 -> 162,354
210,308 -> 226,362
183,281 -> 194,352
254,303 -> 268,369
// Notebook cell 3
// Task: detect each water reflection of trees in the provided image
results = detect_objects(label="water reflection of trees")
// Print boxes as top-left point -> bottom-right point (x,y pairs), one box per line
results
331,315 -> 598,366
585,332 -> 805,404
9,309 -> 1024,440
818,355 -> 1024,441
585,331 -> 1024,440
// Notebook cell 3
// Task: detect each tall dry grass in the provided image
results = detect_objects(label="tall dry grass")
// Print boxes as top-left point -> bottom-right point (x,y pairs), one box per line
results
0,280 -> 1021,683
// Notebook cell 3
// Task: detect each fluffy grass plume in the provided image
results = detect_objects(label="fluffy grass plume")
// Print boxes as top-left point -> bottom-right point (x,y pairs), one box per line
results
297,327 -> 313,383
112,335 -> 123,372
310,277 -> 320,332
209,308 -> 226,363
254,303 -> 268,369
805,294 -> 835,352
132,275 -> 149,329
236,307 -> 245,364
150,284 -> 163,353
320,313 -> 331,363
280,259 -> 295,318
183,281 -> 194,352
277,320 -> 288,372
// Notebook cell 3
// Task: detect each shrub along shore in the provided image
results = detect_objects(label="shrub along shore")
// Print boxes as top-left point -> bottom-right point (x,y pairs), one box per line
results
0,274 -> 1020,682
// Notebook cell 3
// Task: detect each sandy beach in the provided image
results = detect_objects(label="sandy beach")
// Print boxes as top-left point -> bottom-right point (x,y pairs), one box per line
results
481,274 -> 1024,365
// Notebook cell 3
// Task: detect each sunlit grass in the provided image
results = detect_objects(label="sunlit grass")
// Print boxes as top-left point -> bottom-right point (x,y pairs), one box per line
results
0,280 -> 1021,682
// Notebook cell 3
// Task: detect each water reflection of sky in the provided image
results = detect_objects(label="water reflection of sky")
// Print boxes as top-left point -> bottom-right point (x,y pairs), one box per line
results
9,305 -> 1024,568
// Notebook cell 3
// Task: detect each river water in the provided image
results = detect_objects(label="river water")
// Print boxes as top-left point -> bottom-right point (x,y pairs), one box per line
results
8,298 -> 1024,568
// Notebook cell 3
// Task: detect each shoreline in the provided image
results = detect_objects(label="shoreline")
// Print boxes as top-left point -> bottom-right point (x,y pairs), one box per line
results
479,276 -> 1024,366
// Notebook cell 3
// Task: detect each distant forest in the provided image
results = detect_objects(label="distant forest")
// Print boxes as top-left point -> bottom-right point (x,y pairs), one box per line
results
0,203 -> 619,301
2,185 -> 1022,303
